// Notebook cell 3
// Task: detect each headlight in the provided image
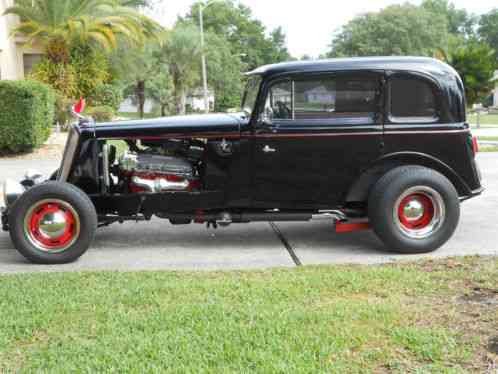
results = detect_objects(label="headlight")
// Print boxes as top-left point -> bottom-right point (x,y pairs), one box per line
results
3,179 -> 26,207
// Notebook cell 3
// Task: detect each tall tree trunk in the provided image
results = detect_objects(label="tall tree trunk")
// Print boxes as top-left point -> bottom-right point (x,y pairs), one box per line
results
161,103 -> 167,117
174,85 -> 186,115
180,89 -> 187,115
136,80 -> 145,119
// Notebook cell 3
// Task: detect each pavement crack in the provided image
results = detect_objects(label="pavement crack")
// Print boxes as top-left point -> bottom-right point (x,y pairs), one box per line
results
269,222 -> 302,267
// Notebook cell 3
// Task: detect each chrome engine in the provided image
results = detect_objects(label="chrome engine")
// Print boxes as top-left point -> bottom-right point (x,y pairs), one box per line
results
119,152 -> 200,193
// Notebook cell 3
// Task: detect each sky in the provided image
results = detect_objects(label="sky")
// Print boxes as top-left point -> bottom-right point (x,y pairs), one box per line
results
149,0 -> 497,58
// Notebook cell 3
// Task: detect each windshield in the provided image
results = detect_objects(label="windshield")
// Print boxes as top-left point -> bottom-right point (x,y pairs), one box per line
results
241,76 -> 262,117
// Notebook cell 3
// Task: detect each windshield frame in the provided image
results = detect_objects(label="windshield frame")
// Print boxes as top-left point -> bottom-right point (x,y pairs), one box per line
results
241,75 -> 262,118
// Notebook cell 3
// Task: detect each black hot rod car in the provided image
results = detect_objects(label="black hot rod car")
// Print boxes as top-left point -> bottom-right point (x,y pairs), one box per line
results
2,57 -> 483,264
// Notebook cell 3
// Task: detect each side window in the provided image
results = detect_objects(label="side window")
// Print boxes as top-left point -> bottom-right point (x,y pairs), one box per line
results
294,76 -> 377,120
390,76 -> 438,122
265,81 -> 292,120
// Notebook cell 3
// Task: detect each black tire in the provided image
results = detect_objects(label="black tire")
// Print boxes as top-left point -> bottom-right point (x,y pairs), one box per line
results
368,166 -> 460,254
8,182 -> 97,264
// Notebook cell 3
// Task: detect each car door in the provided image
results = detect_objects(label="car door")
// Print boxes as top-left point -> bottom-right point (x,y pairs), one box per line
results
251,71 -> 384,209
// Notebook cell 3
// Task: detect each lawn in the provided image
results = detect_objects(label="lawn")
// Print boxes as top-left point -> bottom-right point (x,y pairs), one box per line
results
468,113 -> 498,127
0,257 -> 497,373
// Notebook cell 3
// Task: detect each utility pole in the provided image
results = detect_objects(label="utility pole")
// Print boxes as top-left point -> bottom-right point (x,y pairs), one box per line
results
199,4 -> 210,114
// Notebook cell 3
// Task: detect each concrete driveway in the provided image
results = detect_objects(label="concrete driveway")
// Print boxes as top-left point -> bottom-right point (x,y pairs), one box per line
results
0,154 -> 496,273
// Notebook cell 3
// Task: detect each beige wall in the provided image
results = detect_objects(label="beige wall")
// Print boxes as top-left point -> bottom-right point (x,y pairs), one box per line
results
0,0 -> 18,79
0,0 -> 43,80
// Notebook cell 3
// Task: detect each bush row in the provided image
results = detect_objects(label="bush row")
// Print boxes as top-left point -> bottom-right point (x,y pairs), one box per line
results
0,80 -> 56,153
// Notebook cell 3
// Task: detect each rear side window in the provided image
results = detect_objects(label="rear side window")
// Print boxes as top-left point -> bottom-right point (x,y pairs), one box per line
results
390,76 -> 438,122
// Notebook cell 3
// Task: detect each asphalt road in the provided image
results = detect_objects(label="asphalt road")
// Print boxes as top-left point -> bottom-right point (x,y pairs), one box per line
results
0,154 -> 496,273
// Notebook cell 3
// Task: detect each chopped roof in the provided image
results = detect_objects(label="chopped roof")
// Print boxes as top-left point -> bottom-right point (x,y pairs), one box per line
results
246,56 -> 458,79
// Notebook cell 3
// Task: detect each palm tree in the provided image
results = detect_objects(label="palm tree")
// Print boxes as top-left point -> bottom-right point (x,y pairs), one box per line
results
4,0 -> 161,64
161,25 -> 202,115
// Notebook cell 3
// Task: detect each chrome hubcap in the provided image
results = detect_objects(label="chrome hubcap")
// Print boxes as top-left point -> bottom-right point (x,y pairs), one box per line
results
38,212 -> 68,239
394,186 -> 446,239
402,198 -> 425,222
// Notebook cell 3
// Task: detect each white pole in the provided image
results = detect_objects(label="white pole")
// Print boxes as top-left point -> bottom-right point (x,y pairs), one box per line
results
199,4 -> 210,114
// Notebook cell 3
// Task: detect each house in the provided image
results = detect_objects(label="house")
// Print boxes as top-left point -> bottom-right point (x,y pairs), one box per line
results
118,88 -> 215,115
185,88 -> 215,112
0,0 -> 44,80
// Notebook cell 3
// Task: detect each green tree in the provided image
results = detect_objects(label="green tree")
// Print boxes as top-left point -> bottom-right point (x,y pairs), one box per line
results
328,4 -> 449,57
110,41 -> 159,118
447,40 -> 496,106
478,9 -> 498,59
185,0 -> 291,69
161,25 -> 202,115
146,70 -> 174,116
421,0 -> 476,37
4,0 -> 161,118
204,32 -> 244,111
5,0 -> 160,64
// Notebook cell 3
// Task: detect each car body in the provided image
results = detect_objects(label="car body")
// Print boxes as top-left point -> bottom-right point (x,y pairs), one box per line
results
2,56 -> 483,264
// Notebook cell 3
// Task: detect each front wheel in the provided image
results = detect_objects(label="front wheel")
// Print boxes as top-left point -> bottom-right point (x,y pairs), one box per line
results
8,182 -> 97,264
368,166 -> 460,254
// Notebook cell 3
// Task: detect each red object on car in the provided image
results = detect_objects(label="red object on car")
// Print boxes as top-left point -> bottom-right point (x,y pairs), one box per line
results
472,136 -> 479,154
73,98 -> 86,114
335,221 -> 371,233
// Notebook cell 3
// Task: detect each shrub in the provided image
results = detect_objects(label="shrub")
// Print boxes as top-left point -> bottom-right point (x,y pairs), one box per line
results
0,80 -> 56,153
29,59 -> 77,99
70,44 -> 110,99
88,84 -> 123,111
85,106 -> 115,122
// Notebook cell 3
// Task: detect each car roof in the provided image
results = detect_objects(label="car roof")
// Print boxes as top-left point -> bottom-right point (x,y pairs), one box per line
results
246,56 -> 459,80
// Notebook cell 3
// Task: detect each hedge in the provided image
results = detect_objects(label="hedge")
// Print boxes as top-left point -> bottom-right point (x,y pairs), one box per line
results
85,105 -> 115,122
0,80 -> 56,153
87,83 -> 123,111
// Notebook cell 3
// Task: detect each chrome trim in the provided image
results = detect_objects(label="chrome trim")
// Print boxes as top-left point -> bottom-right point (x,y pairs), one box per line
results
102,143 -> 110,191
58,125 -> 80,182
3,179 -> 26,207
393,186 -> 446,239
131,176 -> 190,193
312,210 -> 347,221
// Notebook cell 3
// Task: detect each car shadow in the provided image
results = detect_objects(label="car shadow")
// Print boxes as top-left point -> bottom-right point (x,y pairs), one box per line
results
0,220 -> 396,267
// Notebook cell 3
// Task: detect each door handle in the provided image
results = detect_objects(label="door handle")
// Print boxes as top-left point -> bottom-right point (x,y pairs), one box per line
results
263,145 -> 276,153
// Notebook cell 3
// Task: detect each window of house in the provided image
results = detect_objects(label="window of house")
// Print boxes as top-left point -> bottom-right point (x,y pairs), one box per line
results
389,76 -> 438,122
264,74 -> 378,122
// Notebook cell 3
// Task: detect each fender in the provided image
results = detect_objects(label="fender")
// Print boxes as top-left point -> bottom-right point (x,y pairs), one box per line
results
346,151 -> 472,203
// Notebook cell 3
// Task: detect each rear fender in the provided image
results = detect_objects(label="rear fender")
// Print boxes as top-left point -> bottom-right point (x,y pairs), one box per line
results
345,151 -> 471,203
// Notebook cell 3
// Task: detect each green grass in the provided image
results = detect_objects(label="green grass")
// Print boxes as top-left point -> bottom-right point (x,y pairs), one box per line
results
0,257 -> 496,373
477,136 -> 498,141
478,146 -> 498,152
468,113 -> 498,127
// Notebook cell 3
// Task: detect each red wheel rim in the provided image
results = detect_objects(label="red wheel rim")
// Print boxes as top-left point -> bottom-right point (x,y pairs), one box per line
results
24,200 -> 80,252
398,193 -> 435,230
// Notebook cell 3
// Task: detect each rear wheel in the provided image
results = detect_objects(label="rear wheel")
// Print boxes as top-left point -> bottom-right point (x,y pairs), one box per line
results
9,182 -> 97,264
368,166 -> 460,254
